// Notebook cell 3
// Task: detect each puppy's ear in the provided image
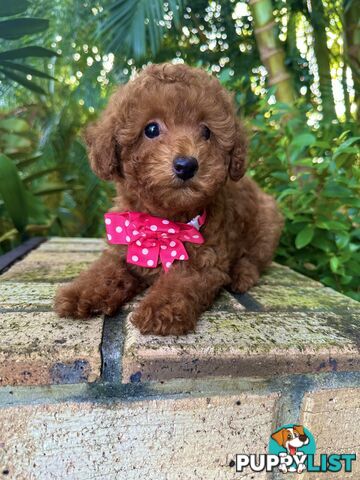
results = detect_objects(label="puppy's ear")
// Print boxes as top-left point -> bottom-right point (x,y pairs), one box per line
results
271,428 -> 287,447
229,119 -> 247,181
84,96 -> 122,181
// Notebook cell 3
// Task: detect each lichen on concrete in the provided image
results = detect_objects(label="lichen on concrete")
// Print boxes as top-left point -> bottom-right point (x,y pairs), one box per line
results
0,282 -> 59,310
1,251 -> 100,283
0,311 -> 103,385
250,283 -> 358,311
38,238 -> 105,252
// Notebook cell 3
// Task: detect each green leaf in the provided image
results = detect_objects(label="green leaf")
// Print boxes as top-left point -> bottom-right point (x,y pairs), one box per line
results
323,182 -> 352,198
24,190 -> 49,223
15,152 -> 43,168
23,167 -> 59,184
0,117 -> 29,132
33,183 -> 71,196
317,220 -> 348,231
0,154 -> 28,232
290,133 -> 316,149
101,0 -> 185,59
0,0 -> 29,16
335,233 -> 350,249
295,226 -> 314,249
0,18 -> 49,40
330,256 -> 339,273
0,46 -> 59,61
0,67 -> 46,93
0,60 -> 55,80
1,132 -> 32,153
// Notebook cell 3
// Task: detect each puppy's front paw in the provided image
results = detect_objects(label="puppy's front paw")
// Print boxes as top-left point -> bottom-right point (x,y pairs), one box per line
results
131,297 -> 196,336
230,258 -> 260,293
54,283 -> 98,319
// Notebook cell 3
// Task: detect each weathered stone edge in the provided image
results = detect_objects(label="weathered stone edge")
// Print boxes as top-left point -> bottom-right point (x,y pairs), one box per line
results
121,349 -> 360,384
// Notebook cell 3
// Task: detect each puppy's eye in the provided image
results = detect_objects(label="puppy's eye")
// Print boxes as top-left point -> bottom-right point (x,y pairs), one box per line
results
144,122 -> 160,138
201,125 -> 211,140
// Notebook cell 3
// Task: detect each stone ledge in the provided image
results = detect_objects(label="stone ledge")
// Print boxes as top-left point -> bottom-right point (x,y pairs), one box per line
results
38,237 -> 105,252
122,264 -> 359,383
122,309 -> 360,383
300,388 -> 360,479
0,393 -> 278,479
0,311 -> 103,385
1,251 -> 100,283
0,237 -> 359,387
0,238 -> 105,386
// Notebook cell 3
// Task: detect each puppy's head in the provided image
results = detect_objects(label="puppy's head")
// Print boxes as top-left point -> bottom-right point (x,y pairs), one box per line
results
85,63 -> 247,215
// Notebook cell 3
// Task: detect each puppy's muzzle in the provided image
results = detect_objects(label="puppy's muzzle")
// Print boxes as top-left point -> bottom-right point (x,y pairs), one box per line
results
173,156 -> 198,180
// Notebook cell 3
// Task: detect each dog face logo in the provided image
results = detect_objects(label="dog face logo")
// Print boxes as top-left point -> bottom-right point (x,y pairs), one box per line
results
271,425 -> 309,456
269,424 -> 315,474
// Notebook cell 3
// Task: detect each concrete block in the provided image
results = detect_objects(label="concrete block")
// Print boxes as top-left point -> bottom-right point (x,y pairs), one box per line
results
300,388 -> 360,479
1,251 -> 100,282
38,237 -> 105,252
0,282 -> 59,311
122,307 -> 360,382
0,311 -> 103,385
250,283 -> 358,312
0,393 -> 278,479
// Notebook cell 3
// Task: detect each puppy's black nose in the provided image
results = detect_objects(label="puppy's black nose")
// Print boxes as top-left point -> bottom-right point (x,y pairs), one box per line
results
173,156 -> 198,180
299,435 -> 307,442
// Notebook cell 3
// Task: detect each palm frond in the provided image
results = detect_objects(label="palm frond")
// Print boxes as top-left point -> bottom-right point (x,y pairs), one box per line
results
100,0 -> 185,59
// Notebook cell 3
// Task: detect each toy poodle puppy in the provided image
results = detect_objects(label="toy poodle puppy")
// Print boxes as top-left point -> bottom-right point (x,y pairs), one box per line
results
55,63 -> 283,335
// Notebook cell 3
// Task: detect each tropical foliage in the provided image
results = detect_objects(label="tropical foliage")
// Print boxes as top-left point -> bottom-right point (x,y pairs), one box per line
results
0,0 -> 359,299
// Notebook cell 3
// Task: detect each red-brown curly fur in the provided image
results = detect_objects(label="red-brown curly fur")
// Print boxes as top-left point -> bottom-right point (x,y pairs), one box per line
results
55,63 -> 283,335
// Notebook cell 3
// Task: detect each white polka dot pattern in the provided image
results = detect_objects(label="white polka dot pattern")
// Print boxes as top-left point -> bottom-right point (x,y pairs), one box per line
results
103,210 -> 206,271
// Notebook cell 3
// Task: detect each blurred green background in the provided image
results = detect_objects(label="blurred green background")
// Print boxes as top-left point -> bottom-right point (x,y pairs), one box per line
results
0,0 -> 359,300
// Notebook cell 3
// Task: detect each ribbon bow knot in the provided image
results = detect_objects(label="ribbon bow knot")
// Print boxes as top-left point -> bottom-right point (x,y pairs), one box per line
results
104,211 -> 206,271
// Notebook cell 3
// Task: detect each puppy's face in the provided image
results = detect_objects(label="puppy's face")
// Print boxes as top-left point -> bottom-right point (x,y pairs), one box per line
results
86,64 -> 247,215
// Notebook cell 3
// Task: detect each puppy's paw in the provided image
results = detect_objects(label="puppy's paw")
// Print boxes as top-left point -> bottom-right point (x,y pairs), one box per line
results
54,283 -> 99,319
54,283 -> 123,319
131,298 -> 196,336
230,258 -> 260,293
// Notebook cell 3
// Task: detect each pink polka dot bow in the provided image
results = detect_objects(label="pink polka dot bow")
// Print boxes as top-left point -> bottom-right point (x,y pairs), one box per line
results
104,211 -> 206,271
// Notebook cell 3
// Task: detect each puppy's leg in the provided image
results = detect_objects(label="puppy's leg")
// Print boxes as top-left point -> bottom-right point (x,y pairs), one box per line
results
231,256 -> 261,293
231,194 -> 283,293
55,251 -> 144,319
131,265 -> 230,335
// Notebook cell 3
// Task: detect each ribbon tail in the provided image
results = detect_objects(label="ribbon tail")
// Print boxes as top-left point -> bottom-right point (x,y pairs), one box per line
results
159,240 -> 188,272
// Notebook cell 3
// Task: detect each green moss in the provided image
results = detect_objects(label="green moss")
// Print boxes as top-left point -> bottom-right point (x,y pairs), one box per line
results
250,284 -> 359,311
1,262 -> 90,283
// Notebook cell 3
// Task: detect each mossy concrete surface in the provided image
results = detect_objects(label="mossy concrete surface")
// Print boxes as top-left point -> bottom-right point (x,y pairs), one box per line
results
38,237 -> 105,252
0,237 -> 359,479
0,282 -> 59,311
0,312 -> 103,385
0,237 -> 105,386
1,251 -> 100,283
122,263 -> 360,383
0,237 -> 359,388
